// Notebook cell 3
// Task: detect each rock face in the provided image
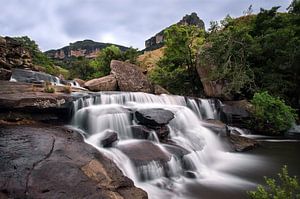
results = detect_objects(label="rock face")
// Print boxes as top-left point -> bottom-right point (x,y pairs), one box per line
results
0,124 -> 147,199
45,40 -> 129,60
144,12 -> 205,51
0,68 -> 12,80
110,60 -> 154,93
84,74 -> 117,91
0,36 -> 33,70
11,68 -> 60,84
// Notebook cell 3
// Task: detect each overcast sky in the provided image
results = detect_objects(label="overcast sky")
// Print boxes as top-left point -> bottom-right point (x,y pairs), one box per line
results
0,0 -> 292,51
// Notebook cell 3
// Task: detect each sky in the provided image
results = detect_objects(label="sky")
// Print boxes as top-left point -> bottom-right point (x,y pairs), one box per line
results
0,0 -> 292,51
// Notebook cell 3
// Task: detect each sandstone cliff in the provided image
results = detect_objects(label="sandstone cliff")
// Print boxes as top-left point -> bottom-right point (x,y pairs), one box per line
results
45,40 -> 129,60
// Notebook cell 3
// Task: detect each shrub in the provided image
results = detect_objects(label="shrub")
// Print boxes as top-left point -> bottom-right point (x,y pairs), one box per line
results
251,91 -> 296,134
63,85 -> 72,94
248,166 -> 300,199
44,81 -> 55,93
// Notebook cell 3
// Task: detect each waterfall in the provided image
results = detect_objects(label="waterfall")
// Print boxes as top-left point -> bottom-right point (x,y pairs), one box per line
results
71,92 -> 259,198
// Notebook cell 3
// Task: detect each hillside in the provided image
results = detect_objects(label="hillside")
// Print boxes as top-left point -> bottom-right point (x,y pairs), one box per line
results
45,39 -> 129,60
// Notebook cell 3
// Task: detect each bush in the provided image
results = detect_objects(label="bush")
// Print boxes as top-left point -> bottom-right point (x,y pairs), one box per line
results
248,166 -> 300,199
44,81 -> 55,93
251,91 -> 297,134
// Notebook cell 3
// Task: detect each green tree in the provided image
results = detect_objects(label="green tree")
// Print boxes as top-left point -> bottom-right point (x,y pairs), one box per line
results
150,24 -> 205,96
250,91 -> 297,134
70,57 -> 96,80
248,166 -> 300,199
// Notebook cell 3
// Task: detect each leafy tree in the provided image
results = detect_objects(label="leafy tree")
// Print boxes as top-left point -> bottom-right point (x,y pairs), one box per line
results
248,166 -> 300,199
250,91 -> 297,134
70,57 -> 96,80
150,24 -> 205,96
200,15 -> 255,98
288,0 -> 300,14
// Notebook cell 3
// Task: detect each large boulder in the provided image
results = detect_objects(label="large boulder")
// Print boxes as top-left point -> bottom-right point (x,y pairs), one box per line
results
0,124 -> 147,199
154,84 -> 171,95
84,75 -> 117,91
135,108 -> 174,127
110,60 -> 154,93
117,140 -> 171,166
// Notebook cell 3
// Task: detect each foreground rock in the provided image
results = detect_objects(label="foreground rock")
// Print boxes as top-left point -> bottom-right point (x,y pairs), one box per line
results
0,124 -> 147,199
110,60 -> 154,93
135,108 -> 174,127
117,140 -> 171,166
84,74 -> 117,91
0,68 -> 11,80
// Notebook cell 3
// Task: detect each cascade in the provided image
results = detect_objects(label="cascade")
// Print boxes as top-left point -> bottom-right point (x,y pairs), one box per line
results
71,92 -> 260,198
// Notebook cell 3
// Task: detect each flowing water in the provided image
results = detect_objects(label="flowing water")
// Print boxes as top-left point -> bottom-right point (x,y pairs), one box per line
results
70,92 -> 300,199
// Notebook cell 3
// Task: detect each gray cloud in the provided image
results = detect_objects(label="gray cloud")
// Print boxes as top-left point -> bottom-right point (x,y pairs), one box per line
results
0,0 -> 292,51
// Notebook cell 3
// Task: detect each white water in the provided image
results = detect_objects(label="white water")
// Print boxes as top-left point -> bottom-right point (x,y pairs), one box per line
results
71,92 -> 261,198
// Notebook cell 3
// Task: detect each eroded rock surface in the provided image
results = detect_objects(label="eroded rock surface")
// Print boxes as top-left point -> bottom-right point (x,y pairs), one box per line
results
0,124 -> 147,199
84,74 -> 117,91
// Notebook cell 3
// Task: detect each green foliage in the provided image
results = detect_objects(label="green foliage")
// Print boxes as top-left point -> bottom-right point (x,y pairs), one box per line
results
70,57 -> 96,80
288,0 -> 300,14
13,36 -> 70,78
149,24 -> 205,96
201,15 -> 255,98
43,81 -> 55,93
248,166 -> 300,199
251,91 -> 297,134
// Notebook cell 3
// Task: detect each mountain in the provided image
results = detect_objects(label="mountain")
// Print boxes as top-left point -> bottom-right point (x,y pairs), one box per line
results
144,12 -> 205,51
45,40 -> 129,60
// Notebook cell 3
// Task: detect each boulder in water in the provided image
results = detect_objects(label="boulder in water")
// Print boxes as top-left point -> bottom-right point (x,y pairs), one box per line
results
163,143 -> 190,159
117,140 -> 171,166
110,60 -> 154,93
131,125 -> 152,139
84,75 -> 117,91
100,130 -> 118,147
227,134 -> 259,152
135,108 -> 174,127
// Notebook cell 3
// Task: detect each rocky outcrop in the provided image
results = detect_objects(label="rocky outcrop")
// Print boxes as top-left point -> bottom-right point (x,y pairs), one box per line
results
154,84 -> 171,95
135,108 -> 174,127
84,74 -> 117,91
0,36 -> 33,70
0,124 -> 147,199
0,68 -> 12,80
11,68 -> 60,84
110,60 -> 154,93
45,40 -> 129,60
144,13 -> 205,51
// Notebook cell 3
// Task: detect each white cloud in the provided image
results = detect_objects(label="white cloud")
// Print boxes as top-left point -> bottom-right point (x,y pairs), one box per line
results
0,0 -> 292,51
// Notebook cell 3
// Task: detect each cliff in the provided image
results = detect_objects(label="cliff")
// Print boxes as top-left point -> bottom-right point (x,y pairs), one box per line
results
45,40 -> 129,60
144,12 -> 205,51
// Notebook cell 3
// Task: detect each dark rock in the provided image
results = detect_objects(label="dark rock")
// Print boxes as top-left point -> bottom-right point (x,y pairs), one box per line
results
227,134 -> 259,152
184,171 -> 197,179
220,100 -> 252,128
131,125 -> 152,139
0,124 -> 147,199
0,68 -> 11,80
11,68 -> 60,84
135,108 -> 174,127
74,78 -> 85,87
155,125 -> 170,141
201,119 -> 227,135
117,140 -> 171,166
100,130 -> 118,147
84,74 -> 117,91
110,60 -> 154,93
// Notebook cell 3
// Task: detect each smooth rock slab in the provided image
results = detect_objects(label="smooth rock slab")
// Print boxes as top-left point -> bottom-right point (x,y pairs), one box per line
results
0,124 -> 147,199
135,108 -> 174,127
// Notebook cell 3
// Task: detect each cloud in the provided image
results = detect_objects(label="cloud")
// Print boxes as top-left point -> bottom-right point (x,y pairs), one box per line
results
0,0 -> 292,51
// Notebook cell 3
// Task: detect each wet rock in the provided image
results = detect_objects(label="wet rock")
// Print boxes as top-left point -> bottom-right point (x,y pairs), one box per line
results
201,119 -> 227,135
84,75 -> 117,91
110,60 -> 154,93
184,171 -> 197,179
131,125 -> 152,139
117,140 -> 171,166
101,131 -> 118,147
11,68 -> 60,84
135,108 -> 174,127
163,143 -> 190,159
227,134 -> 259,152
0,124 -> 147,199
0,68 -> 11,80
